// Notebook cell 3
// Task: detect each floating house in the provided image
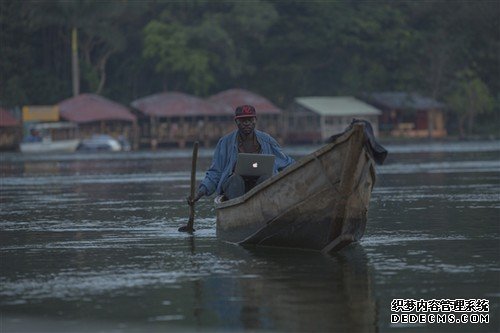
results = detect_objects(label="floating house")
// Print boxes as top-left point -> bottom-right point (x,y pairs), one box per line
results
0,107 -> 22,150
131,92 -> 233,148
285,97 -> 381,144
58,93 -> 138,146
362,92 -> 447,138
208,89 -> 284,142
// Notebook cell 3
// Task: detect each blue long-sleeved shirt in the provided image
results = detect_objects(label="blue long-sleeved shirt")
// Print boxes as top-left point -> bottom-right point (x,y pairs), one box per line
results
200,130 -> 295,196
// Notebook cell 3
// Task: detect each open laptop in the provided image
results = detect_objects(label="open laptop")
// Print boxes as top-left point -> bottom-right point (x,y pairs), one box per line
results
234,153 -> 275,177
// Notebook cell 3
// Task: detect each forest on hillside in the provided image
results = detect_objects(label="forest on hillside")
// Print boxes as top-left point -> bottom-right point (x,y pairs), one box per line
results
1,1 -> 498,136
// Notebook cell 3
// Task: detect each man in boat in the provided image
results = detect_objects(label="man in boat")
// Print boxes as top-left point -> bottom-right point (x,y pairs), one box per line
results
191,105 -> 295,202
26,128 -> 42,142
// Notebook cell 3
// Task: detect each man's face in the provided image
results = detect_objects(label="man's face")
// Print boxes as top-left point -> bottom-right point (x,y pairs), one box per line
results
236,117 -> 256,136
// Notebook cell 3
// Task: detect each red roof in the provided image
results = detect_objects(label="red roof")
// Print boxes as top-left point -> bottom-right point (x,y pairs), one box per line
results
0,108 -> 20,127
131,92 -> 229,117
58,94 -> 136,123
208,89 -> 282,115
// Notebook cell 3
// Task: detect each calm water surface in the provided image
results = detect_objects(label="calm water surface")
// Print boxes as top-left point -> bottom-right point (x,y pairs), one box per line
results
1,141 -> 499,332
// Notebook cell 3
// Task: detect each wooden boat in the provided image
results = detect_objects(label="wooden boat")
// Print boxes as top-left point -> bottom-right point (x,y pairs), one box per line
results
215,122 -> 384,254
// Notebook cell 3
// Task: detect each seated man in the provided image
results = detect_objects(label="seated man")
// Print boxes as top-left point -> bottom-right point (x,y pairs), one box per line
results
192,105 -> 295,202
26,129 -> 42,142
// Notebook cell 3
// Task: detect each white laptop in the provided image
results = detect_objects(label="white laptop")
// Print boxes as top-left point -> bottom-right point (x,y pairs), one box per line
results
234,153 -> 275,177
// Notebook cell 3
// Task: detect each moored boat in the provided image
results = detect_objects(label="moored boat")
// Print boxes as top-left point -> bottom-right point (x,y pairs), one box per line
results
20,122 -> 80,153
20,139 -> 81,153
215,121 -> 387,254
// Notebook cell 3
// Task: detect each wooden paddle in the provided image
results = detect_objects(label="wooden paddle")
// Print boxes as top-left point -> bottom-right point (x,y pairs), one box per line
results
179,141 -> 199,233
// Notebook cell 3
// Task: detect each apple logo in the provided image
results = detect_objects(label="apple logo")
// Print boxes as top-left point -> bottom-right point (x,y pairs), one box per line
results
252,162 -> 258,168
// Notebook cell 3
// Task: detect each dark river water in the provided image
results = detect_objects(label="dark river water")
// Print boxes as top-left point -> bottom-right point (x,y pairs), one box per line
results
1,141 -> 499,332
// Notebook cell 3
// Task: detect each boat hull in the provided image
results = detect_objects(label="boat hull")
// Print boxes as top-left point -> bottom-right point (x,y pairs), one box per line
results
215,123 -> 376,253
20,139 -> 80,153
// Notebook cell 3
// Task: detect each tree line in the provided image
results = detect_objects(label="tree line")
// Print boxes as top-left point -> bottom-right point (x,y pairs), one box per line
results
1,1 -> 498,137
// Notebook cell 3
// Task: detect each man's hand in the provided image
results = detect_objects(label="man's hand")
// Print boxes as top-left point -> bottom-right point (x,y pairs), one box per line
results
187,187 -> 206,205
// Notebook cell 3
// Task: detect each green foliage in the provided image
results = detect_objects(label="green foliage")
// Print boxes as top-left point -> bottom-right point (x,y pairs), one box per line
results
0,1 -> 34,106
143,20 -> 214,95
446,69 -> 494,136
1,0 -> 498,137
451,70 -> 494,115
80,61 -> 100,93
142,1 -> 277,95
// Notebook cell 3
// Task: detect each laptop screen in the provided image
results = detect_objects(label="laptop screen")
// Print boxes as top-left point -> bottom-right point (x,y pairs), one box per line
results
234,153 -> 275,177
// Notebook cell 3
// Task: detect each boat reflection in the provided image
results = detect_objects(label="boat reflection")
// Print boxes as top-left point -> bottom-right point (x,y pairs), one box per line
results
199,242 -> 378,332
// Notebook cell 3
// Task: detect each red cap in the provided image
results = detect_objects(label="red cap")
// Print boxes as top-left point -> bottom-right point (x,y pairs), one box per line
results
234,105 -> 256,119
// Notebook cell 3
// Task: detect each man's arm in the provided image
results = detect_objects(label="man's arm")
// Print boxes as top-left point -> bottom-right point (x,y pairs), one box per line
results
193,138 -> 226,202
190,184 -> 207,204
268,136 -> 295,171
